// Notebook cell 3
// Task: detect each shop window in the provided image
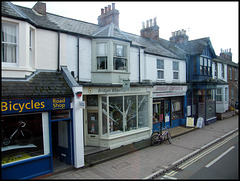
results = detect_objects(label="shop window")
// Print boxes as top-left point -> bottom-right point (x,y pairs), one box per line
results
87,111 -> 99,134
1,113 -> 49,165
1,22 -> 18,64
137,95 -> 148,128
153,101 -> 164,124
124,96 -> 137,131
101,94 -> 149,136
87,95 -> 98,107
109,96 -> 123,133
113,44 -> 127,71
171,97 -> 183,120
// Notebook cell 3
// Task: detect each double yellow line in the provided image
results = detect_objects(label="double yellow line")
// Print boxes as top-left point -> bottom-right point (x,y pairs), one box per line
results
166,132 -> 238,177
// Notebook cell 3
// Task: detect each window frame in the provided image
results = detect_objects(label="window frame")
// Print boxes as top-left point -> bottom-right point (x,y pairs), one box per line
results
1,21 -> 18,66
96,42 -> 108,70
173,61 -> 179,80
113,43 -> 128,71
156,59 -> 164,80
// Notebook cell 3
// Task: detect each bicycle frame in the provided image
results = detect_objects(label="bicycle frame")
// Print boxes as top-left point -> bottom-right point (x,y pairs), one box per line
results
151,124 -> 172,145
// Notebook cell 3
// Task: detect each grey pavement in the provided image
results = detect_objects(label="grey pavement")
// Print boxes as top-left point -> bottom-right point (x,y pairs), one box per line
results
45,115 -> 238,179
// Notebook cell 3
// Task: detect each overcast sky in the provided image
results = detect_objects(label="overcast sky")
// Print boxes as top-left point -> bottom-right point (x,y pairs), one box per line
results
11,1 -> 239,63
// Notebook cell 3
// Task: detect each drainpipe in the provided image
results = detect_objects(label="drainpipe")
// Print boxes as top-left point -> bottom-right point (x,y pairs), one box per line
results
138,46 -> 141,83
77,35 -> 79,82
57,31 -> 60,71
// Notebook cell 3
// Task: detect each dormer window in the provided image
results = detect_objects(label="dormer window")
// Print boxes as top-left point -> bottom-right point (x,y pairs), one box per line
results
1,22 -> 18,64
113,44 -> 127,71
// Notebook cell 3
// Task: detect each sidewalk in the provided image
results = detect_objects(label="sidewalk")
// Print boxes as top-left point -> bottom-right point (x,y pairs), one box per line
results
45,115 -> 238,179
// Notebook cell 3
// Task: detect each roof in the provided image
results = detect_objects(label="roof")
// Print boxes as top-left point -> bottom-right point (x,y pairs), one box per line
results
1,71 -> 73,99
1,1 -> 185,60
213,56 -> 238,67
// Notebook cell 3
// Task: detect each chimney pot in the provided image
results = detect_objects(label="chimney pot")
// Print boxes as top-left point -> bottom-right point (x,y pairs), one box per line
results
142,21 -> 145,29
146,20 -> 149,27
105,6 -> 108,13
108,5 -> 111,11
150,19 -> 152,27
154,17 -> 157,26
101,8 -> 104,15
112,3 -> 115,10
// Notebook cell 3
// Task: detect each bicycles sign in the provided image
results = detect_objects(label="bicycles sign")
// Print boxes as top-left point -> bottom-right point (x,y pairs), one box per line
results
1,97 -> 70,115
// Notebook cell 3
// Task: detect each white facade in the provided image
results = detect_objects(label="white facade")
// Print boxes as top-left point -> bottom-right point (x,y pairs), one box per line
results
212,61 -> 229,113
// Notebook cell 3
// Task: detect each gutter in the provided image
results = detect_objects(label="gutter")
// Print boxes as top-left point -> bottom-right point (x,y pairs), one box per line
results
57,31 -> 60,71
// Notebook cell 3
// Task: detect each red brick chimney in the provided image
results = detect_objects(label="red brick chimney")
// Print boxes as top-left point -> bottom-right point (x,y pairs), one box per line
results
220,48 -> 232,61
98,3 -> 119,27
32,1 -> 46,15
140,17 -> 159,41
169,29 -> 189,43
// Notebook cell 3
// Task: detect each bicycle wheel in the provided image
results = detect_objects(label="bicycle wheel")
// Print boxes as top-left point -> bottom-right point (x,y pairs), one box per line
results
151,132 -> 160,146
167,132 -> 172,144
15,129 -> 33,145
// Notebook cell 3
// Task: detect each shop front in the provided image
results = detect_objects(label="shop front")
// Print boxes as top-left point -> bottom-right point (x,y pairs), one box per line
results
187,83 -> 217,126
1,97 -> 73,179
152,85 -> 187,132
82,85 -> 152,149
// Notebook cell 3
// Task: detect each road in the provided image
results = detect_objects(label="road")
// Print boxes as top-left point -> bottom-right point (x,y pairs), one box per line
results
156,131 -> 238,180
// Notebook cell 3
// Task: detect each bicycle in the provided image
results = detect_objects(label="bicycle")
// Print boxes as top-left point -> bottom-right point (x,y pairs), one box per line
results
151,123 -> 172,145
1,120 -> 33,146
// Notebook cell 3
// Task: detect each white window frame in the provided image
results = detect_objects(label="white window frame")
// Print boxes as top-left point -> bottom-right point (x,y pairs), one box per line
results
113,43 -> 128,71
1,21 -> 18,66
173,61 -> 179,80
96,42 -> 108,70
216,88 -> 222,102
29,28 -> 34,67
156,59 -> 164,80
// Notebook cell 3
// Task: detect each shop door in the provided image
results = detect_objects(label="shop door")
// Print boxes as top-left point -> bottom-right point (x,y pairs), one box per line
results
153,101 -> 164,132
52,120 -> 72,165
86,111 -> 100,146
164,101 -> 171,127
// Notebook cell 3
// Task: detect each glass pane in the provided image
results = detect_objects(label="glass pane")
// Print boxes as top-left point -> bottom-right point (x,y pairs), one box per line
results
1,113 -> 47,165
102,97 -> 107,135
173,72 -> 179,79
97,43 -> 106,55
113,57 -> 126,71
158,70 -> 164,79
125,96 -> 137,131
157,59 -> 164,69
58,121 -> 68,148
109,96 -> 123,133
173,62 -> 179,70
138,95 -> 148,128
97,57 -> 107,70
87,112 -> 98,134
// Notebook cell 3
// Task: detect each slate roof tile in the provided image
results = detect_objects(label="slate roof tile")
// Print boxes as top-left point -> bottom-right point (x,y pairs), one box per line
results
1,72 -> 73,99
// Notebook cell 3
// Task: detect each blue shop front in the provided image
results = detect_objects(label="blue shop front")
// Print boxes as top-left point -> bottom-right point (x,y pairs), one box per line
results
152,85 -> 187,132
1,97 -> 74,179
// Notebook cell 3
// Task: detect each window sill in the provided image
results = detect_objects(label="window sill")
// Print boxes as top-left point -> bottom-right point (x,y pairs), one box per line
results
100,127 -> 150,140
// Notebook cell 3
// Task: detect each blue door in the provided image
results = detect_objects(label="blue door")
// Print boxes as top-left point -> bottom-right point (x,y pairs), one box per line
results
57,120 -> 72,164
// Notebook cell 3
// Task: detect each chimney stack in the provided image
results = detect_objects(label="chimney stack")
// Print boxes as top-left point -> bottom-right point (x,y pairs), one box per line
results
220,48 -> 232,61
140,17 -> 159,41
98,3 -> 119,28
32,1 -> 46,15
169,29 -> 189,43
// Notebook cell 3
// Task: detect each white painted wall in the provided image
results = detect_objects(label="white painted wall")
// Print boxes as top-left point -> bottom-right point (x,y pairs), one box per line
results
144,54 -> 186,83
36,29 -> 58,70
78,38 -> 92,82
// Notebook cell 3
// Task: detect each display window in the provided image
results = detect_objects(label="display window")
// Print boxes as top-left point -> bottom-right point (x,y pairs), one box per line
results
101,94 -> 149,136
153,101 -> 164,124
171,97 -> 184,120
1,113 -> 50,165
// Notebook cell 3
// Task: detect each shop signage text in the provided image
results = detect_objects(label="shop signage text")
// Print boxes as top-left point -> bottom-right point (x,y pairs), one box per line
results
1,98 -> 70,115
153,85 -> 187,92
